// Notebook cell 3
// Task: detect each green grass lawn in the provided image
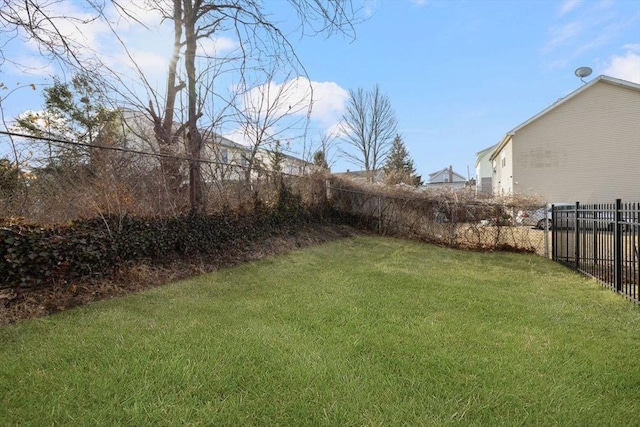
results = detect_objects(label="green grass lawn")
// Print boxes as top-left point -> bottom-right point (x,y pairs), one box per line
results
1,236 -> 639,426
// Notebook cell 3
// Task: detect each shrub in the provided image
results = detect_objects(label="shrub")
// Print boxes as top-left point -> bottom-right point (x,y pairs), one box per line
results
0,179 -> 330,290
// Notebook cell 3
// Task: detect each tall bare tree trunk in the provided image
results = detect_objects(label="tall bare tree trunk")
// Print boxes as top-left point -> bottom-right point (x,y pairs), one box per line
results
149,0 -> 185,201
184,0 -> 204,213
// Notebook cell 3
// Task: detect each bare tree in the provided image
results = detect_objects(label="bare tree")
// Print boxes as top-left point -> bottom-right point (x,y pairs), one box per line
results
1,0 -> 365,212
339,84 -> 398,182
0,1 -> 101,68
307,129 -> 339,171
234,71 -> 312,183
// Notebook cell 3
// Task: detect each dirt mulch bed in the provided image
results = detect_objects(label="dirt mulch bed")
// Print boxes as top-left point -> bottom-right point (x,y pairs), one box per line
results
0,225 -> 359,326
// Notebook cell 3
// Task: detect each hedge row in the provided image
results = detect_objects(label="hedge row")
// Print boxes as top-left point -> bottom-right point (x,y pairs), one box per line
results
1,187 -> 324,290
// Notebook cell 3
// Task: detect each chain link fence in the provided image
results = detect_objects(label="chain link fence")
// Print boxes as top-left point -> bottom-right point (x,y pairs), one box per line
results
0,131 -> 326,223
328,178 -> 550,256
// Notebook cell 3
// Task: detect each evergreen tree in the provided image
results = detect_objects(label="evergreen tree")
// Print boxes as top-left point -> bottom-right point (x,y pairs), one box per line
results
383,135 -> 423,186
14,74 -> 121,171
268,140 -> 283,173
313,150 -> 329,169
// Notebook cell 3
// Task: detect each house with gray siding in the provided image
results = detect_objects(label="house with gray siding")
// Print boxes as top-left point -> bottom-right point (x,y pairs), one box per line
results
427,165 -> 467,189
490,75 -> 640,203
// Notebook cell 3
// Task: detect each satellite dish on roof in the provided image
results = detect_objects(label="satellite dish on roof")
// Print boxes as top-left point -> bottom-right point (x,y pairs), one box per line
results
574,66 -> 592,84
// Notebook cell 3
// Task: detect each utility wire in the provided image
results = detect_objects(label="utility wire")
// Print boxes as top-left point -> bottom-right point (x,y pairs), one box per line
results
0,129 -> 315,178
0,129 -> 227,166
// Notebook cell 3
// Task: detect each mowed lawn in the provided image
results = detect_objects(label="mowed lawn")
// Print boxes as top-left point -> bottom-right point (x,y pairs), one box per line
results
1,236 -> 639,426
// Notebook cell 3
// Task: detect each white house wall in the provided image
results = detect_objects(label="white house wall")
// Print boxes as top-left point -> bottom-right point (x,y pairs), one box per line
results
492,138 -> 514,196
475,145 -> 496,194
512,81 -> 640,203
200,143 -> 313,183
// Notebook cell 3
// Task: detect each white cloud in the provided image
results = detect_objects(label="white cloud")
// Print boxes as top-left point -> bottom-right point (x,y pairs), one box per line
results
411,0 -> 429,6
223,77 -> 348,149
542,22 -> 583,54
113,49 -> 170,87
240,78 -> 310,122
603,50 -> 640,83
198,37 -> 239,56
221,127 -> 254,147
325,122 -> 346,140
241,77 -> 348,127
108,2 -> 166,29
4,55 -> 56,77
558,0 -> 582,17
17,1 -> 111,55
571,32 -> 610,57
307,80 -> 350,126
540,1 -> 632,69
4,1 -> 350,152
364,0 -> 378,18
6,2 -> 240,81
127,50 -> 168,70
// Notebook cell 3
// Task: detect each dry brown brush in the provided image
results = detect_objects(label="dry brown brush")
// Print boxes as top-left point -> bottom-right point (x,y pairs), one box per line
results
0,172 -> 334,292
328,177 -> 547,253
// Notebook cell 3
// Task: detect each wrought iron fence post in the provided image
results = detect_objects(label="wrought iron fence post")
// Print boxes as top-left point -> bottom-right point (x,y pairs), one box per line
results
575,202 -> 580,270
592,205 -> 598,265
614,198 -> 622,293
551,204 -> 556,261
543,203 -> 549,258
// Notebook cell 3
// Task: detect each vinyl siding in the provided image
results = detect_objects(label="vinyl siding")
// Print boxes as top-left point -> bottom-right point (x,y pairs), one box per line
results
475,146 -> 496,194
512,81 -> 640,203
429,169 -> 466,183
492,138 -> 513,195
480,177 -> 492,194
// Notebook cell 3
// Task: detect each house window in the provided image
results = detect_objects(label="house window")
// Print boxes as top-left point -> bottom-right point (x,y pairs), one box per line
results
241,156 -> 248,167
501,151 -> 506,168
444,177 -> 449,183
221,149 -> 228,163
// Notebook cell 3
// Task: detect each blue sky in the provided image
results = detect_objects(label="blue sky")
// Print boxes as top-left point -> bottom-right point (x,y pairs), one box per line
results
1,0 -> 639,180
292,0 -> 640,178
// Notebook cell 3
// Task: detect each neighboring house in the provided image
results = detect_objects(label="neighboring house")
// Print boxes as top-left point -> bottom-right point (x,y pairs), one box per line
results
426,165 -> 467,189
490,75 -> 640,203
201,134 -> 251,182
278,151 -> 315,176
201,133 -> 315,182
475,144 -> 497,195
122,112 -> 313,182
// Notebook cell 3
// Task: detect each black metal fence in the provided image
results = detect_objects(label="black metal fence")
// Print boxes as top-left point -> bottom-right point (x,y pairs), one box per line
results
552,200 -> 640,303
